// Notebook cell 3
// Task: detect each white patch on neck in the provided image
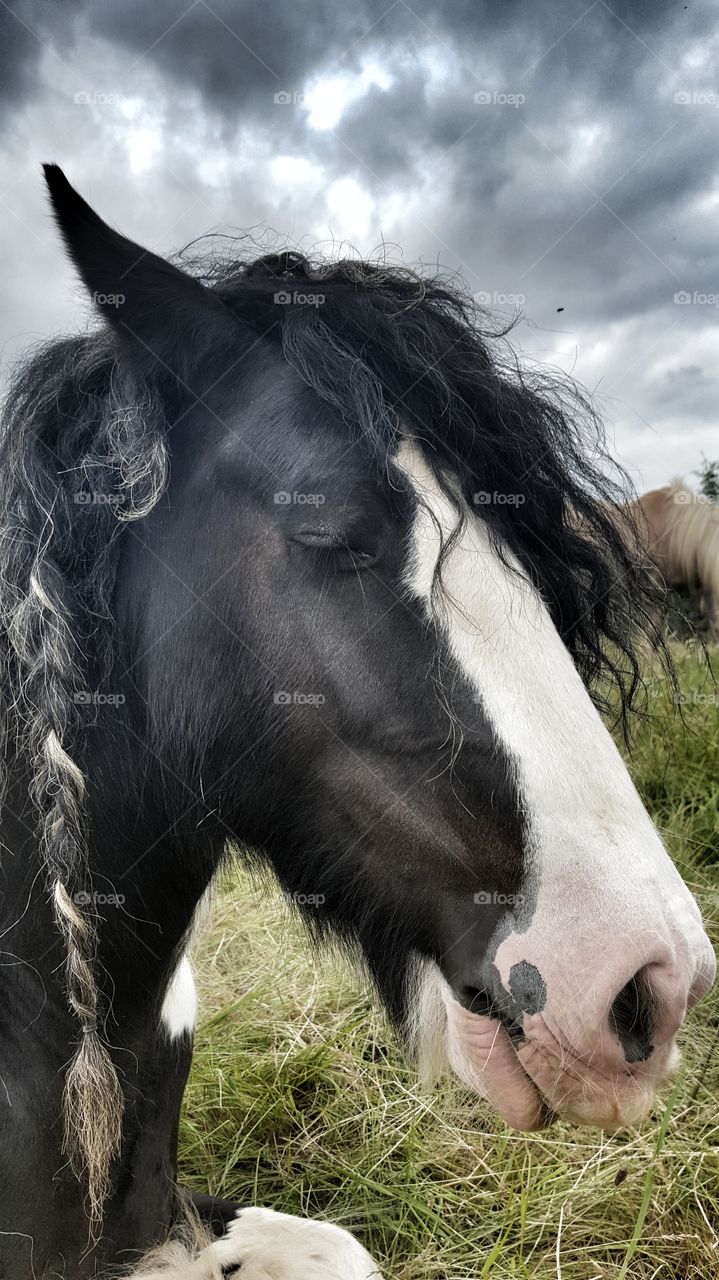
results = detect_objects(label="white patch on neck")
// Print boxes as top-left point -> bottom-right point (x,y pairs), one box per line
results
160,953 -> 197,1039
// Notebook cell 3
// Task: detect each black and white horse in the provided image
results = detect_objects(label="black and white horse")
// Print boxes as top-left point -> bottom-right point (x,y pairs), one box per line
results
0,166 -> 714,1278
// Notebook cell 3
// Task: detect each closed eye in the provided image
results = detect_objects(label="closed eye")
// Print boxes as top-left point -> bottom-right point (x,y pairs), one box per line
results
290,529 -> 381,570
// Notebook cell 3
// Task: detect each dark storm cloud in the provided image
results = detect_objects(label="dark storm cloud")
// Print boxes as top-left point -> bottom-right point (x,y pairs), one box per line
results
0,0 -> 84,106
2,0 -> 714,230
0,0 -> 717,485
319,0 -> 711,204
85,0 -> 356,117
1,0 -> 698,122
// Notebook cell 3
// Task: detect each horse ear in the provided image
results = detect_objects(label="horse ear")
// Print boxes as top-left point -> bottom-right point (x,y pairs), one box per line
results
43,164 -> 229,375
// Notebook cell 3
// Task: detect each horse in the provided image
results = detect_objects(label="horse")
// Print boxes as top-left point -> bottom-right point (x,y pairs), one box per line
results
0,164 -> 714,1279
628,483 -> 719,640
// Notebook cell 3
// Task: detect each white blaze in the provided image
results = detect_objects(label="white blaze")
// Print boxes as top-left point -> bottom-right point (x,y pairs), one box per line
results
397,439 -> 713,1126
397,438 -> 649,846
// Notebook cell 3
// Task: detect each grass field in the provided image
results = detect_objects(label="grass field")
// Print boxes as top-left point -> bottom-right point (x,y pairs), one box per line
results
179,644 -> 719,1280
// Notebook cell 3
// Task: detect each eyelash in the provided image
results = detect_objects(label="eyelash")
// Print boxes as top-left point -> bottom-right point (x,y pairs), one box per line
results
318,543 -> 377,570
292,533 -> 379,569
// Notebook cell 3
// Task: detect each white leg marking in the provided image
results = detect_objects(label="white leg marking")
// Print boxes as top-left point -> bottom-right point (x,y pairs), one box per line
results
160,953 -> 197,1038
122,1211 -> 383,1279
213,1208 -> 383,1279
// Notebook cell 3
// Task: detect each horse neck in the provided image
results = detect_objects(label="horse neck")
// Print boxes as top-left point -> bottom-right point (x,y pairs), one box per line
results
0,743 -> 205,1277
0,715 -> 224,1035
89,733 -> 225,1012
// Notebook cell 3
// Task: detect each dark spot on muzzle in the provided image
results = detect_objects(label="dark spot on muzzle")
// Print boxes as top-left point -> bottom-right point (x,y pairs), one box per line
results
507,960 -> 547,1016
475,960 -> 547,1043
610,972 -> 656,1063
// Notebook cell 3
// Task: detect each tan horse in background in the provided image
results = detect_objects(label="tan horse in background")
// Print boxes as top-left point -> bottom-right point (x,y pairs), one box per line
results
625,482 -> 719,641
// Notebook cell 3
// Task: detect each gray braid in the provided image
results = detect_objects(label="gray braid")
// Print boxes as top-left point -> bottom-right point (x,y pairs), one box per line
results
0,334 -> 168,1226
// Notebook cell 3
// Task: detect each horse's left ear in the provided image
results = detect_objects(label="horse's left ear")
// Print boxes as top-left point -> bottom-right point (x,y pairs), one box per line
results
43,164 -> 230,377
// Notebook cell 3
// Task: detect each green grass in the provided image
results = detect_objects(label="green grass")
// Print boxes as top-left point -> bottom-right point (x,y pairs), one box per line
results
179,643 -> 719,1279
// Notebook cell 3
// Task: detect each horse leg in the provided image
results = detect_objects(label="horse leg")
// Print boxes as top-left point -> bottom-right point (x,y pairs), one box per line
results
129,1210 -> 383,1279
206,1207 -> 383,1279
138,1196 -> 383,1279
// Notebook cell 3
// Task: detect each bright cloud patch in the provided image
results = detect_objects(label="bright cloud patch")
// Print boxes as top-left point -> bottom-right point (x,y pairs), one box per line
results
305,64 -> 393,131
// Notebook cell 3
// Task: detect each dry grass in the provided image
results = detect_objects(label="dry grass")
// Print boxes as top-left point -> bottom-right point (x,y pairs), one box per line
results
179,643 -> 719,1279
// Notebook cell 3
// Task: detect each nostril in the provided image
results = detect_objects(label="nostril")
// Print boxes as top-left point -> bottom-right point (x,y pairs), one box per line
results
458,985 -> 495,1017
609,968 -> 657,1063
458,985 -> 526,1045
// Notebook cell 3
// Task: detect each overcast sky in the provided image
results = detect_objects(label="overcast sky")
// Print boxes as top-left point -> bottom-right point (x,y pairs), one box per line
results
1,0 -> 717,489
